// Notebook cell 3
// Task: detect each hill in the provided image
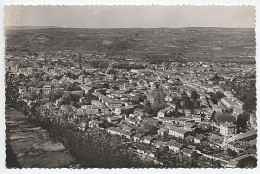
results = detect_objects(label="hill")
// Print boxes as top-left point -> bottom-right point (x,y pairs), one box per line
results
5,27 -> 256,63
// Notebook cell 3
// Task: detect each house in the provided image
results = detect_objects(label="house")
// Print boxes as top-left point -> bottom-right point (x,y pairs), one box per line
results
220,122 -> 236,136
165,95 -> 173,102
188,145 -> 197,151
194,134 -> 207,144
78,122 -> 87,131
122,125 -> 132,132
234,99 -> 244,109
193,114 -> 202,122
153,140 -> 167,149
209,133 -> 224,147
133,108 -> 144,118
91,100 -> 105,107
221,97 -> 235,109
157,127 -> 168,136
167,141 -> 183,152
42,85 -> 52,98
168,126 -> 190,139
234,130 -> 257,142
142,117 -> 160,127
171,117 -> 187,126
184,122 -> 197,131
157,107 -> 174,118
105,100 -> 123,109
143,136 -> 154,144
185,135 -> 195,143
81,105 -> 99,116
182,148 -> 196,157
113,108 -> 121,115
107,116 -> 121,123
132,133 -> 142,142
125,117 -> 140,126
232,107 -> 243,118
160,117 -> 175,125
121,131 -> 131,139
107,127 -> 131,139
88,120 -> 100,128
80,85 -> 91,94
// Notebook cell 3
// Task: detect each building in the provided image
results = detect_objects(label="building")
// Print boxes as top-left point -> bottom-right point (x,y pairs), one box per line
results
182,148 -> 197,157
105,100 -> 123,109
42,85 -> 52,98
234,130 -> 257,142
157,127 -> 168,136
157,107 -> 174,118
221,97 -> 235,109
193,114 -> 201,122
194,134 -> 207,144
132,133 -> 142,142
167,141 -> 183,152
168,126 -> 190,139
88,120 -> 100,128
80,85 -> 91,94
143,136 -> 154,144
154,141 -> 167,149
220,122 -> 236,136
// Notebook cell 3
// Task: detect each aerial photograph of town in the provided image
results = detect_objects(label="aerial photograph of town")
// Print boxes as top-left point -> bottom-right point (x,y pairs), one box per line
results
4,5 -> 257,168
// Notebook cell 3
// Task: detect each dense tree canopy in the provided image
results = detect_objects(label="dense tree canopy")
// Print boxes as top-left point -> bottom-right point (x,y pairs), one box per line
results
214,112 -> 236,123
236,113 -> 249,132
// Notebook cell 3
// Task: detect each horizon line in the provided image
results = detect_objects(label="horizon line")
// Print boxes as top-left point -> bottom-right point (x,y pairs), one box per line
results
5,25 -> 255,29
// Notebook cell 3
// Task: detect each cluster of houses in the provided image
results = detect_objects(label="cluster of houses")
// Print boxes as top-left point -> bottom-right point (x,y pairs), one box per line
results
6,51 -> 257,168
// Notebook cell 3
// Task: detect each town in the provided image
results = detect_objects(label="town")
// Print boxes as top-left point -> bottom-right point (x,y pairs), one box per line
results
5,45 -> 257,168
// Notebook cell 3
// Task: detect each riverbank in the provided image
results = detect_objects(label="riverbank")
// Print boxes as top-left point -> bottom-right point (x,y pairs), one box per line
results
5,108 -> 77,168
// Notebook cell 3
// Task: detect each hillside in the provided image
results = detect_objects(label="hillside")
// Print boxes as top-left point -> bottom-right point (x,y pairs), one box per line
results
5,27 -> 256,63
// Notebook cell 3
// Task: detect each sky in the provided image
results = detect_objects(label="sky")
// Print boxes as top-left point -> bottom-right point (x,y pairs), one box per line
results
4,6 -> 255,28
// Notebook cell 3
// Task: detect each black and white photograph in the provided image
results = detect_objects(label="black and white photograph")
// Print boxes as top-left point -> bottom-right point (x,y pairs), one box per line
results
3,5 -> 257,169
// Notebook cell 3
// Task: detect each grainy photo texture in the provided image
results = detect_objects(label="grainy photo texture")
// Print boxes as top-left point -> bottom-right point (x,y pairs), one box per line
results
4,5 -> 257,168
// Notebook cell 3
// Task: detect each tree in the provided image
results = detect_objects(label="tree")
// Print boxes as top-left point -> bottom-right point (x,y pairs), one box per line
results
238,156 -> 257,168
243,91 -> 256,113
84,90 -> 98,105
102,83 -> 109,89
209,91 -> 225,104
165,111 -> 174,117
26,91 -> 38,101
45,76 -> 50,81
60,92 -> 80,105
49,90 -> 64,101
144,85 -> 167,116
5,72 -> 20,106
143,101 -> 153,114
182,95 -> 192,109
227,148 -> 238,157
99,61 -> 109,69
236,113 -> 249,132
174,110 -> 182,118
191,91 -> 199,100
121,107 -> 134,116
215,91 -> 225,100
175,99 -> 181,110
193,100 -> 200,109
215,112 -> 236,123
18,73 -> 25,80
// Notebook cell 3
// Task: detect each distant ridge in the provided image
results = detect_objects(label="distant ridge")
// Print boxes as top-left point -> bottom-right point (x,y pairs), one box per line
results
4,26 -> 254,30
5,27 -> 255,64
5,26 -> 62,30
